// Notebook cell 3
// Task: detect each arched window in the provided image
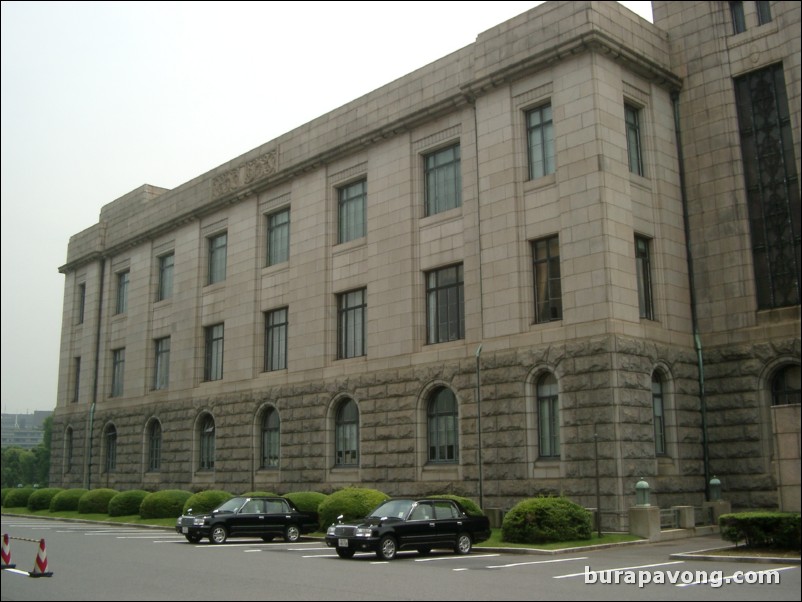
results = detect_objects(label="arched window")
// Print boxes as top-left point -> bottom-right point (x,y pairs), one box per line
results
772,365 -> 801,406
104,424 -> 117,472
652,373 -> 666,455
148,420 -> 162,472
537,373 -> 559,458
199,415 -> 215,470
261,408 -> 280,468
65,427 -> 74,473
335,399 -> 359,466
427,388 -> 458,463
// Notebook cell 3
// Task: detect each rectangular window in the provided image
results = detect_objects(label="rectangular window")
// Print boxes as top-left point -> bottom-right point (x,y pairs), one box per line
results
537,376 -> 560,459
653,377 -> 666,456
734,64 -> 801,309
532,236 -> 562,323
111,348 -> 125,397
208,232 -> 227,285
77,283 -> 86,324
426,264 -> 464,344
264,308 -> 288,371
756,1 -> 772,24
526,104 -> 555,180
72,357 -> 81,403
625,103 -> 644,176
157,253 -> 174,301
338,180 -> 366,244
338,289 -> 366,359
730,1 -> 746,33
635,236 -> 655,320
154,337 -> 170,390
424,144 -> 461,216
204,324 -> 224,381
115,271 -> 129,314
267,209 -> 290,266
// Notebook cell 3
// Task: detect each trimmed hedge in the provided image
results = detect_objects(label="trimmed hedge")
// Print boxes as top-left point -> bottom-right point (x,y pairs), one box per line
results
50,488 -> 88,511
1,488 -> 10,506
27,487 -> 64,511
434,494 -> 484,516
318,488 -> 388,530
239,491 -> 278,498
4,487 -> 35,508
108,490 -> 150,517
720,512 -> 801,549
502,497 -> 592,544
139,489 -> 192,519
78,488 -> 119,514
284,491 -> 328,513
182,490 -> 233,515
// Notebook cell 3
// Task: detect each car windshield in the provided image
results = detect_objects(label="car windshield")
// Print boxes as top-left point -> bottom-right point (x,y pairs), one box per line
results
214,497 -> 246,513
368,500 -> 414,519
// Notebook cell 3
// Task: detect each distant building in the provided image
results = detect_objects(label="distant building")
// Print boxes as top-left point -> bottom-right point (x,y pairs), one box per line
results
1,411 -> 52,449
50,1 -> 800,524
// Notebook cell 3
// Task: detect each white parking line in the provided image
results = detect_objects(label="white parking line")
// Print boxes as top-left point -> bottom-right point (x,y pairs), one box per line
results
487,556 -> 588,569
415,553 -> 500,563
554,561 -> 685,579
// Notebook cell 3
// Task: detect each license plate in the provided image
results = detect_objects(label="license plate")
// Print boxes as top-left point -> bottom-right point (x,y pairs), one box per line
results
338,538 -> 348,547
182,527 -> 189,534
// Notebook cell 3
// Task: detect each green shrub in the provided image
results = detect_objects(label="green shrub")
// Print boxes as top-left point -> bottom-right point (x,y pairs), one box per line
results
434,494 -> 484,516
108,490 -> 150,517
27,487 -> 64,511
318,487 -> 388,530
502,497 -> 592,544
239,491 -> 278,498
139,490 -> 192,519
1,488 -> 10,506
50,488 -> 88,511
182,490 -> 233,515
720,512 -> 801,549
4,487 -> 35,508
78,488 -> 119,514
284,491 -> 328,513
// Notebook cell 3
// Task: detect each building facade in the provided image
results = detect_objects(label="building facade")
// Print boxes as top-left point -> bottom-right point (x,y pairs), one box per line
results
51,1 -> 800,526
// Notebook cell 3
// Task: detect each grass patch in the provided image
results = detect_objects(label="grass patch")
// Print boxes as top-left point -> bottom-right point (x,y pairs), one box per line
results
476,529 -> 641,549
2,506 -> 176,528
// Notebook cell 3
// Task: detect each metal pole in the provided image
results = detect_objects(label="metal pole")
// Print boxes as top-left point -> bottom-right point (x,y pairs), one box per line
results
594,424 -> 601,538
475,344 -> 484,511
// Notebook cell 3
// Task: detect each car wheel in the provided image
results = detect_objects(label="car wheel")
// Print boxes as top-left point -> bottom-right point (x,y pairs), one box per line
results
417,547 -> 431,556
377,535 -> 397,560
210,525 -> 228,544
336,547 -> 355,559
185,533 -> 202,543
284,525 -> 301,543
261,535 -> 275,542
455,533 -> 472,555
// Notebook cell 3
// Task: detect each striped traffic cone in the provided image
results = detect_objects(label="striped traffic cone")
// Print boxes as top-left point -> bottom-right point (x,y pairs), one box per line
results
28,538 -> 52,578
1,533 -> 15,569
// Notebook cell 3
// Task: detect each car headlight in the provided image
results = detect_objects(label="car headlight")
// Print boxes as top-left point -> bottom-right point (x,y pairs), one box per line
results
193,517 -> 205,526
326,525 -> 336,536
355,527 -> 373,537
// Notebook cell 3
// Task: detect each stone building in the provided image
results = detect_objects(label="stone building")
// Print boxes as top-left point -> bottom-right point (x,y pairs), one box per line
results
50,1 -> 800,527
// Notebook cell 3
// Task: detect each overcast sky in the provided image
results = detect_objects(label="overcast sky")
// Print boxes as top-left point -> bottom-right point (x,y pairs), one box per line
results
0,1 -> 652,415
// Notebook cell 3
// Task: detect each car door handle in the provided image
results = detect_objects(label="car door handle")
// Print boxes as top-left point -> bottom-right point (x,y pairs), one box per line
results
457,521 -> 463,526
429,522 -> 436,527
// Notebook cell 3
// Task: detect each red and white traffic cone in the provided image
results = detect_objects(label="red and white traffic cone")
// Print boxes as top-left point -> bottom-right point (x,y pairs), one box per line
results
28,538 -> 52,578
1,533 -> 15,569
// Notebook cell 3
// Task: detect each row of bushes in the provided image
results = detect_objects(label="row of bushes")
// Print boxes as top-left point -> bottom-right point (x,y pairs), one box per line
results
720,512 -> 801,549
3,485 -> 595,543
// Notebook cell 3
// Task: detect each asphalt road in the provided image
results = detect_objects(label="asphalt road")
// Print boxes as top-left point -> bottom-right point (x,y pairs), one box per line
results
1,516 -> 799,601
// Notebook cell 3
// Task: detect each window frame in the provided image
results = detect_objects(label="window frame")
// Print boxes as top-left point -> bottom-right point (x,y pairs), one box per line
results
204,323 -> 224,382
261,408 -> 280,469
537,373 -> 560,459
337,289 -> 366,359
157,253 -> 174,302
264,308 -> 288,371
526,103 -> 555,180
532,236 -> 562,323
624,103 -> 644,176
635,235 -> 655,320
148,420 -> 162,472
154,336 -> 170,390
338,179 -> 367,244
652,373 -> 667,456
771,365 -> 801,406
267,208 -> 290,266
424,144 -> 462,216
111,348 -> 125,397
207,232 -> 227,285
427,388 -> 459,464
334,399 -> 359,467
104,424 -> 117,472
730,1 -> 747,33
199,415 -> 215,471
115,270 -> 129,315
426,264 -> 464,344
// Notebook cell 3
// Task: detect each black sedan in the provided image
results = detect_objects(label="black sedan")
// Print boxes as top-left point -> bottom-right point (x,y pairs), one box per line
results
325,498 -> 491,560
176,496 -> 319,544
